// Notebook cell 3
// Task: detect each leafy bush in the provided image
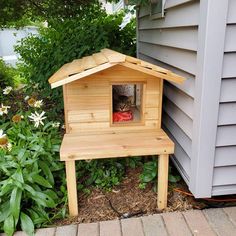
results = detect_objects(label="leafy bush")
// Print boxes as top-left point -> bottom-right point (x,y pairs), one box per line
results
77,157 -> 142,192
15,11 -> 136,113
0,88 -> 66,236
0,85 -> 142,235
139,156 -> 181,190
0,59 -> 14,88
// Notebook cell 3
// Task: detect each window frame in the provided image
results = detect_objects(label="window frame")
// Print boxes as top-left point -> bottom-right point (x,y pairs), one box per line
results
110,81 -> 146,127
150,0 -> 166,20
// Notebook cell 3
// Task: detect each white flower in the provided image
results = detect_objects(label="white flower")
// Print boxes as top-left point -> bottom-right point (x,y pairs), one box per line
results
7,143 -> 12,151
62,124 -> 65,129
0,104 -> 11,115
3,86 -> 13,95
34,100 -> 43,108
0,129 -> 6,139
24,96 -> 30,101
52,122 -> 60,128
28,111 -> 47,128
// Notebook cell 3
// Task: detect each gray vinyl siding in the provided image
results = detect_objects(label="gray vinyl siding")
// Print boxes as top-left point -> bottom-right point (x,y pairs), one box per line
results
212,0 -> 236,195
137,0 -> 199,183
138,0 -> 236,197
112,0 -> 125,12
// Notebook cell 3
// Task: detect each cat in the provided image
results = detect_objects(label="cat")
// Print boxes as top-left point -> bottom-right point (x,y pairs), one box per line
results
113,88 -> 133,112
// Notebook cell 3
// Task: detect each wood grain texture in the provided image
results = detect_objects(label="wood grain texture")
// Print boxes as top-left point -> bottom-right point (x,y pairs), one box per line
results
62,65 -> 161,132
49,48 -> 185,88
138,41 -> 197,75
157,154 -> 169,210
65,161 -> 78,216
138,53 -> 195,98
60,129 -> 174,161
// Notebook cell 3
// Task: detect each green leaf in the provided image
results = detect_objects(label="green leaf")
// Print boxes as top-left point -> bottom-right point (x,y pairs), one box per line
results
38,161 -> 54,185
168,174 -> 181,183
32,192 -> 56,208
17,148 -> 26,159
31,174 -> 52,188
10,187 -> 22,223
18,134 -> 26,140
0,202 -> 11,223
0,180 -> 13,196
20,212 -> 34,236
51,144 -> 60,152
141,173 -> 155,183
3,215 -> 15,236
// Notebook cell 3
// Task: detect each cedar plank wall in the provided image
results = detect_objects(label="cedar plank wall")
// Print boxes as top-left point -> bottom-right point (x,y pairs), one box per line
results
64,65 -> 161,134
213,0 -> 236,195
137,0 -> 199,184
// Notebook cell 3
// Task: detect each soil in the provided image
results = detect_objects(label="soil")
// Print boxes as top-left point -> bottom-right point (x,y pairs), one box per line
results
54,166 -> 214,226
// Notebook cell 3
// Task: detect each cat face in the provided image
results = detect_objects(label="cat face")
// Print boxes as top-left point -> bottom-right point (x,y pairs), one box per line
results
114,95 -> 133,112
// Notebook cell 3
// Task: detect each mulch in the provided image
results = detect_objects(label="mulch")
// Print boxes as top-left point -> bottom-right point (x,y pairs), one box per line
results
54,167 -> 208,226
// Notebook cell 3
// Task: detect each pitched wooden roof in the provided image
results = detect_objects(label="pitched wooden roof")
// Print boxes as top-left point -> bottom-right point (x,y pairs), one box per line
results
48,48 -> 185,88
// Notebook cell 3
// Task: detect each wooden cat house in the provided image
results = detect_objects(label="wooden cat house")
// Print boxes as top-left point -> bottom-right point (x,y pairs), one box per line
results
48,49 -> 185,216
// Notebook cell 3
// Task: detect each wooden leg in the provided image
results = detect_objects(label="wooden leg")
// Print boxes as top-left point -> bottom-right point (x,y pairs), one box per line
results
157,154 -> 169,210
65,161 -> 78,216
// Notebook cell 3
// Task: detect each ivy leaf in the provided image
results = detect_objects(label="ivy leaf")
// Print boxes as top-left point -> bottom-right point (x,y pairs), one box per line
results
20,212 -> 34,236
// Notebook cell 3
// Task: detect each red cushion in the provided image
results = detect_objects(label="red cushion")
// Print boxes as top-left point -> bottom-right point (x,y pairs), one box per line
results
113,111 -> 133,122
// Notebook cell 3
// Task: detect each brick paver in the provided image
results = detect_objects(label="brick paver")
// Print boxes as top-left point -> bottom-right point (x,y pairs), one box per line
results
203,208 -> 236,236
35,227 -> 55,236
78,222 -> 99,236
55,224 -> 77,236
1,207 -> 236,236
224,207 -> 236,226
121,218 -> 144,236
183,210 -> 216,236
100,220 -> 121,236
13,232 -> 27,236
162,212 -> 192,236
142,214 -> 168,236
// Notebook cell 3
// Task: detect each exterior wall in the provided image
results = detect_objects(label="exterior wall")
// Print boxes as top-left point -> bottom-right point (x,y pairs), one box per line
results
0,27 -> 38,66
137,0 -> 236,197
212,0 -> 236,196
137,0 -> 199,184
112,0 -> 125,12
64,65 -> 161,134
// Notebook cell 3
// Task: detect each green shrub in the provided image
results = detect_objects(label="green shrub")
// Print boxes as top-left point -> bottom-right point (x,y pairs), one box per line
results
15,12 -> 136,113
0,89 -> 66,235
139,156 -> 181,190
0,59 -> 15,88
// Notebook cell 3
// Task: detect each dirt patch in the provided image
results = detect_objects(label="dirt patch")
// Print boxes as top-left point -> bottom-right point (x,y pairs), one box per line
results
54,167 -> 208,226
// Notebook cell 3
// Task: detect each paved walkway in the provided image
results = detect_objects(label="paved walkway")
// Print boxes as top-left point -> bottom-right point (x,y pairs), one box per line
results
2,207 -> 236,236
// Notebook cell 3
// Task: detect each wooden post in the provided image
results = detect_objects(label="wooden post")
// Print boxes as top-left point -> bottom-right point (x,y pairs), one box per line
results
65,161 -> 78,216
157,154 -> 169,210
